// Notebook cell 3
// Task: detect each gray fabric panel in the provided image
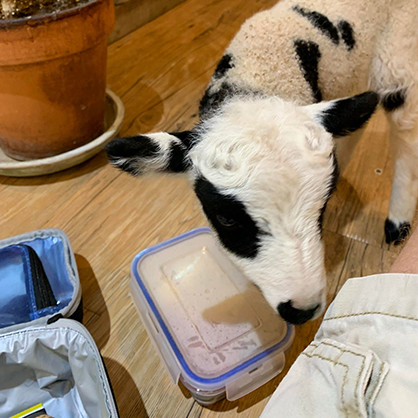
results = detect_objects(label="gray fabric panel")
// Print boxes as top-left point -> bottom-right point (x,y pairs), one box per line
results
0,326 -> 112,418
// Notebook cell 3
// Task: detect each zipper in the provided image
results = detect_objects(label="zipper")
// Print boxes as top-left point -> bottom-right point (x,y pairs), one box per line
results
22,245 -> 57,310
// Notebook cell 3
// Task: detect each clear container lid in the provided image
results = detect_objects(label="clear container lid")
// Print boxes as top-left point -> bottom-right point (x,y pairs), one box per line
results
130,228 -> 294,401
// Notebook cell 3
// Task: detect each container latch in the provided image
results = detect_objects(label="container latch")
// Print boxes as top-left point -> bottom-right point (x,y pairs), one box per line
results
226,351 -> 286,401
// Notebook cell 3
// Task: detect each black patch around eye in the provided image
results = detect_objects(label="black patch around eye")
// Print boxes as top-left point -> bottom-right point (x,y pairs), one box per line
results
213,54 -> 234,79
294,39 -> 323,103
317,151 -> 339,235
293,6 -> 340,45
194,177 -> 264,258
217,214 -> 238,228
337,20 -> 355,50
381,89 -> 406,111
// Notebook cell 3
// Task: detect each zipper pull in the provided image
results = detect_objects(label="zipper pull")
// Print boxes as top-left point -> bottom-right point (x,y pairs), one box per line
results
47,313 -> 63,324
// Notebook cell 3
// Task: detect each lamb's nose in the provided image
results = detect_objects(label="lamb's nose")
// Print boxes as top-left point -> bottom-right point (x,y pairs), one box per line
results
277,300 -> 319,325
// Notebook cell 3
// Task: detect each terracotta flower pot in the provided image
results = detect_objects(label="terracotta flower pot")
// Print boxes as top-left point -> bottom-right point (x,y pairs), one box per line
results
0,0 -> 115,160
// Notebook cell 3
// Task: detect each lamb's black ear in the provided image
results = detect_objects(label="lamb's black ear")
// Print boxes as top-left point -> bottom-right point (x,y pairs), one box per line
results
105,131 -> 195,176
310,92 -> 379,137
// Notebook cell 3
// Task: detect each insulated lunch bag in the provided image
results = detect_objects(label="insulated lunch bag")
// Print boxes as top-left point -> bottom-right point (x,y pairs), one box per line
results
0,229 -> 119,418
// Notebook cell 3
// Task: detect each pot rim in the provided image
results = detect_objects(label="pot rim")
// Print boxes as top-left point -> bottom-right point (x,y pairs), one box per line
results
0,0 -> 103,28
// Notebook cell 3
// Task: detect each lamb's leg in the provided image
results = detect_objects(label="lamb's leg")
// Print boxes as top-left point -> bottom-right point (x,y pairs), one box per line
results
368,4 -> 418,245
385,91 -> 418,245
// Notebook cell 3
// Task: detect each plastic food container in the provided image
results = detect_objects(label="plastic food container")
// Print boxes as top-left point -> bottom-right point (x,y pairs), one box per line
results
130,227 -> 294,405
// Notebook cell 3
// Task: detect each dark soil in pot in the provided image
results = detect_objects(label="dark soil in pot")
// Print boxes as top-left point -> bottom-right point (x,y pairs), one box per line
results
0,0 -> 88,19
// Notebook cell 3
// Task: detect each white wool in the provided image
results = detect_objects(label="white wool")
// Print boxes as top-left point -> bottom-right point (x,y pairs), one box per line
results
190,97 -> 334,311
189,0 -> 418,313
220,0 -> 395,103
117,0 -> 418,319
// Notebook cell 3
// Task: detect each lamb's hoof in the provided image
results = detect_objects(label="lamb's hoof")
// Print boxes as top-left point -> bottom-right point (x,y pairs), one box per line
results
385,219 -> 411,245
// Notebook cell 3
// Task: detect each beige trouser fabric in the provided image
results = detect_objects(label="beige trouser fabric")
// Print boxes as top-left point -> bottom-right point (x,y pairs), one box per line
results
261,273 -> 418,418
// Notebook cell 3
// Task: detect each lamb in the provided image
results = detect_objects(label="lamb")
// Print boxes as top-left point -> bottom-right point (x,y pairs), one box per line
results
106,0 -> 418,324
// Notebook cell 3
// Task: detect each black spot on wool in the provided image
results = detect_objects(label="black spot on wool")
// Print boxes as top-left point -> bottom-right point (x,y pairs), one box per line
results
294,39 -> 323,103
167,142 -> 190,172
199,82 -> 245,119
194,176 -> 264,259
337,20 -> 355,50
105,135 -> 159,175
293,6 -> 340,45
381,89 -> 406,111
171,130 -> 195,149
166,131 -> 196,172
106,131 -> 195,175
213,54 -> 234,79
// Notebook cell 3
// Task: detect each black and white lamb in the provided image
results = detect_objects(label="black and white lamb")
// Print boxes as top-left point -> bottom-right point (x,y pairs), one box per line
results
106,0 -> 418,325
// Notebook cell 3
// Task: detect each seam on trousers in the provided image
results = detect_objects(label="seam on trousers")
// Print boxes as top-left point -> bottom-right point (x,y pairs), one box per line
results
305,340 -> 368,414
324,311 -> 418,322
311,340 -> 389,417
320,338 -> 367,408
302,352 -> 350,417
316,341 -> 367,412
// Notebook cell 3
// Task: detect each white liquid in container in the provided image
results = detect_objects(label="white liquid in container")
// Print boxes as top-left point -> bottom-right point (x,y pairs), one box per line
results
130,228 -> 294,404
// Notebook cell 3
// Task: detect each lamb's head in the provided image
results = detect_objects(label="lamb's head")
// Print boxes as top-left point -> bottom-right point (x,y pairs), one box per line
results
106,92 -> 378,324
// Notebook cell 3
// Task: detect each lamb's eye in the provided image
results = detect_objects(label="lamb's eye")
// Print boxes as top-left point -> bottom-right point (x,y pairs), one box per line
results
216,215 -> 237,228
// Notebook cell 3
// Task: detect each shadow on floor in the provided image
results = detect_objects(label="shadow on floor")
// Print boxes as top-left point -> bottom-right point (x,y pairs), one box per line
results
0,151 -> 110,186
104,356 -> 150,418
75,253 -> 111,350
74,254 -> 150,416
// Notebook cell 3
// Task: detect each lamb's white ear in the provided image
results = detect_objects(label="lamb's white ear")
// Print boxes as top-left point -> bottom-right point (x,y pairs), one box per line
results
105,131 -> 195,176
306,92 -> 379,137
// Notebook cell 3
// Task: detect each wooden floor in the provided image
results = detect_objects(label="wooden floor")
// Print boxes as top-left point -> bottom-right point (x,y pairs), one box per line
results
0,0 -> 415,416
